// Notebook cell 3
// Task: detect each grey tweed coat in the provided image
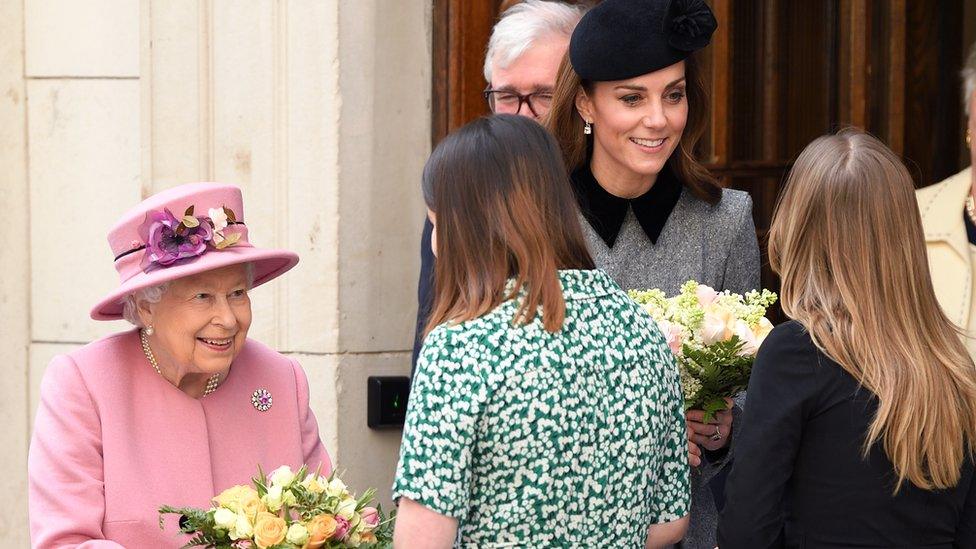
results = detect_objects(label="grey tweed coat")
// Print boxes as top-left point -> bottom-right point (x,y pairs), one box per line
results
580,186 -> 761,549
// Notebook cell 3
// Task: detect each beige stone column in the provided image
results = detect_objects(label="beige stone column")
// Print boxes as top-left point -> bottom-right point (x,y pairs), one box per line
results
332,0 -> 430,505
0,0 -> 30,544
143,1 -> 430,504
26,0 -> 143,416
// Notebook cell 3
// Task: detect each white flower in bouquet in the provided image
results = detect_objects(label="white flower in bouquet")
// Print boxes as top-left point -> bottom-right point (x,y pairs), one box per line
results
213,507 -> 236,531
701,308 -> 734,345
269,465 -> 296,487
668,283 -> 707,332
262,485 -> 283,512
336,497 -> 358,520
326,476 -> 349,498
286,522 -> 310,545
631,288 -> 668,319
696,284 -> 718,307
232,510 -> 253,540
262,484 -> 295,512
656,319 -> 685,355
732,319 -> 760,356
349,510 -> 364,531
301,473 -> 329,494
755,316 -> 774,342
681,367 -> 703,402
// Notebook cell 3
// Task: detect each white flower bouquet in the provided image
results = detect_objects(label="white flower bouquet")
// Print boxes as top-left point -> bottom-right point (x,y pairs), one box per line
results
629,280 -> 778,421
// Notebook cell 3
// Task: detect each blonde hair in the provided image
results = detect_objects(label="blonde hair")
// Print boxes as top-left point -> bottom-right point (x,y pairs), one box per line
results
768,128 -> 976,492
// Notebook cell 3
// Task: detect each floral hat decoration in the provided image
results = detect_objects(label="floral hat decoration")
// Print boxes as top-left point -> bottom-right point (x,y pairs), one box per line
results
90,182 -> 299,320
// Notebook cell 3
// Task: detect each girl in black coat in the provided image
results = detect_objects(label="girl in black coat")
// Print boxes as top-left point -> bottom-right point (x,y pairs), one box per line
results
717,129 -> 976,548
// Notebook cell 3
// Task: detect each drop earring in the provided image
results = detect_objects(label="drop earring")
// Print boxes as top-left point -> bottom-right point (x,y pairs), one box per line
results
144,325 -> 154,336
584,121 -> 592,135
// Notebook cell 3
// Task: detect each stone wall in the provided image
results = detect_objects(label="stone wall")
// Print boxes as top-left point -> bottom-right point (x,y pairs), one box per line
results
0,1 -> 429,544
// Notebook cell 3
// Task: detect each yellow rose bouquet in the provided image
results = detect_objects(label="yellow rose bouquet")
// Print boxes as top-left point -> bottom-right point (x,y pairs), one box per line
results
159,465 -> 394,548
629,280 -> 778,421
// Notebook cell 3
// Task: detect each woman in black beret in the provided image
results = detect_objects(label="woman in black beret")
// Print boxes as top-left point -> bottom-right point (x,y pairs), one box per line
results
546,1 -> 760,547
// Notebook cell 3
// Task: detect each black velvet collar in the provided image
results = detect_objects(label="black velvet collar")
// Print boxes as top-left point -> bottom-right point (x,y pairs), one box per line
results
570,163 -> 683,248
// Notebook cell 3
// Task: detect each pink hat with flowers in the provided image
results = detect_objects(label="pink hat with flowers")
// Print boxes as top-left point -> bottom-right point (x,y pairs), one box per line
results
90,182 -> 299,320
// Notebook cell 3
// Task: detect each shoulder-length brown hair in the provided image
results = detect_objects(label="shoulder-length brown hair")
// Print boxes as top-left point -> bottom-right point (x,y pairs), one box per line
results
769,128 -> 976,492
422,114 -> 595,336
545,52 -> 721,204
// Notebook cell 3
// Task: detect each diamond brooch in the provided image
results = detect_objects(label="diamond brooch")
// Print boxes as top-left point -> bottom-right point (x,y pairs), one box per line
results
251,388 -> 273,412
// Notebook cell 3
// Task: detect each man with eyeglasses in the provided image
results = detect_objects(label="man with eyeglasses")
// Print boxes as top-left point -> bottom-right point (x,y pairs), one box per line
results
481,0 -> 579,119
412,0 -> 586,372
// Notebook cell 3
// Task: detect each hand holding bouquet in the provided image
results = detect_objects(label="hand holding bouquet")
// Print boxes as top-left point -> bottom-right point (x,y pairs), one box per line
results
159,465 -> 393,548
629,280 -> 777,421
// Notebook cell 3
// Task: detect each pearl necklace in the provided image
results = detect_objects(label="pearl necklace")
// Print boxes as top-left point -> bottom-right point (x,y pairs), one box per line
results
966,195 -> 976,226
140,329 -> 221,397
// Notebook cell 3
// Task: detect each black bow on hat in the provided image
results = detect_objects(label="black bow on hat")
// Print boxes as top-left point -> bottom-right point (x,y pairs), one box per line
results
665,0 -> 718,51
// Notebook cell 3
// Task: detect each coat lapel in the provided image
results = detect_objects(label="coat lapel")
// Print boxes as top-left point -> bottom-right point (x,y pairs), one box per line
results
918,168 -> 972,328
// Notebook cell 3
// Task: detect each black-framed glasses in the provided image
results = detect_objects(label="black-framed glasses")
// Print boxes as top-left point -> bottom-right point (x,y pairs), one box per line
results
483,89 -> 554,117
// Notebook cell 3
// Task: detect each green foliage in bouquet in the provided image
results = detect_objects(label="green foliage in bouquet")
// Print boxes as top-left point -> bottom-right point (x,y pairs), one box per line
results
679,336 -> 753,419
157,506 -> 231,548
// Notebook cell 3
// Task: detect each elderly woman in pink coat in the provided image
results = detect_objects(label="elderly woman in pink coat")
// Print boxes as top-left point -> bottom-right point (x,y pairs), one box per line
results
28,183 -> 332,548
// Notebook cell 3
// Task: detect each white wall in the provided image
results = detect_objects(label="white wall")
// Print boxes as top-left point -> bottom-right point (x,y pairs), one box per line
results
0,0 -> 429,544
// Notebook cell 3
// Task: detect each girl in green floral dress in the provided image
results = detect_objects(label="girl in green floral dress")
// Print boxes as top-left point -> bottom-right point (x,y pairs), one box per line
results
392,114 -> 690,548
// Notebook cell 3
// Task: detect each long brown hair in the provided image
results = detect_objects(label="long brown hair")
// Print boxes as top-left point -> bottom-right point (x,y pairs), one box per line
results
545,52 -> 721,204
422,114 -> 595,336
768,128 -> 976,492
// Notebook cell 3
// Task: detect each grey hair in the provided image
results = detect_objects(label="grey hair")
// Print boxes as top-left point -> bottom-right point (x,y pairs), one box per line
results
121,283 -> 170,327
483,0 -> 586,84
120,262 -> 256,327
964,42 -> 976,115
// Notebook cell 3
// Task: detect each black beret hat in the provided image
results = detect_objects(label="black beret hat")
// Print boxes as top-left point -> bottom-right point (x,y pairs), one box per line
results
570,0 -> 718,82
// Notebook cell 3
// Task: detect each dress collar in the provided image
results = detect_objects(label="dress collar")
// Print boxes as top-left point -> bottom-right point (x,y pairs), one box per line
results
570,163 -> 683,247
504,269 -> 621,302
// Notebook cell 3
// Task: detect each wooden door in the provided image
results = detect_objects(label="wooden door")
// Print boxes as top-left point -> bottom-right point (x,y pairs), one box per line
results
432,0 -> 967,311
703,0 -> 964,313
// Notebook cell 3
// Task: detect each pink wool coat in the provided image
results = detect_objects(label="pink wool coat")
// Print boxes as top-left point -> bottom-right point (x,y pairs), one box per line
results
28,330 -> 331,548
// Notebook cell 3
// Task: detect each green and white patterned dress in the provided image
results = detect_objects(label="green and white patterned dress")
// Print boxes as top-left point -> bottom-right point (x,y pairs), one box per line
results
393,269 -> 689,548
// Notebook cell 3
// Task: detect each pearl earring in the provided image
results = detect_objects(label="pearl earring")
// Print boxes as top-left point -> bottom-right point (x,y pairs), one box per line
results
145,325 -> 154,336
584,121 -> 592,135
